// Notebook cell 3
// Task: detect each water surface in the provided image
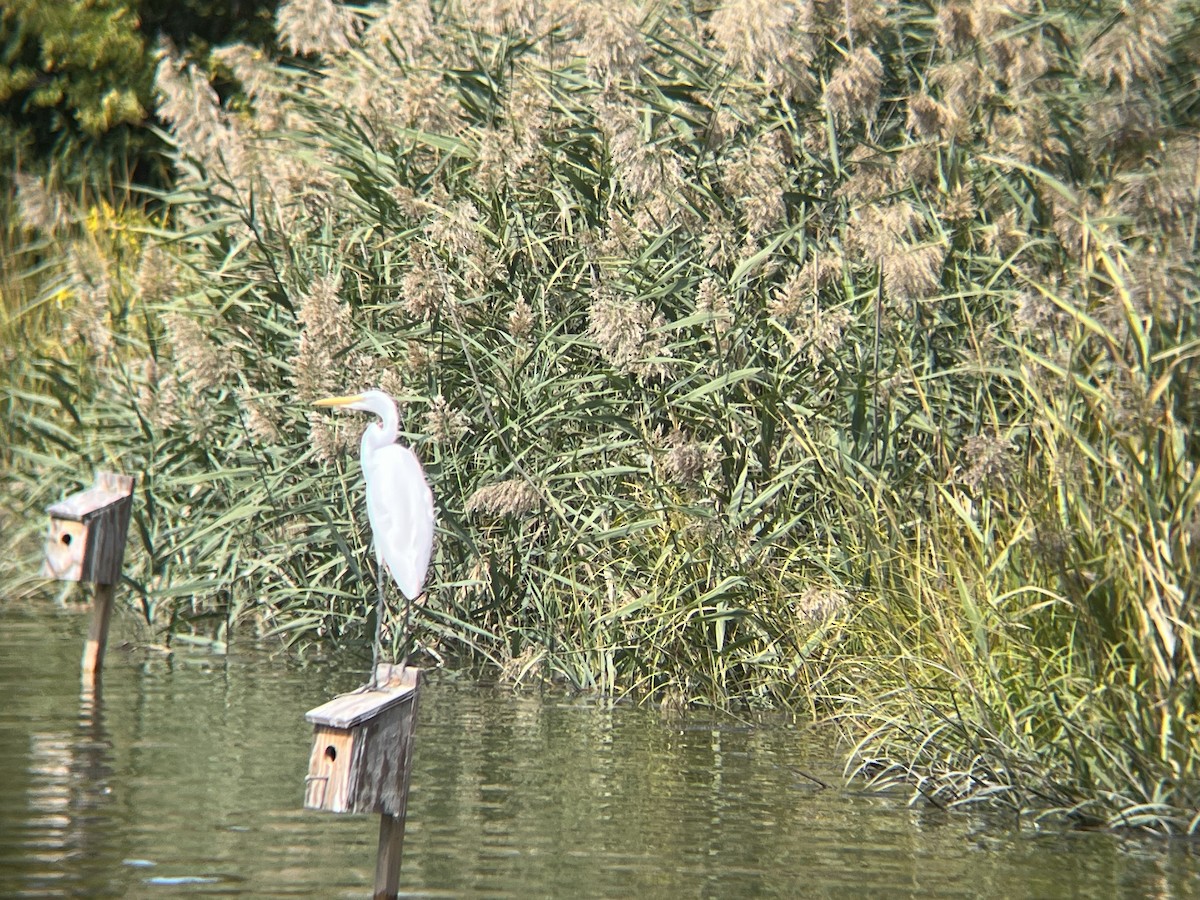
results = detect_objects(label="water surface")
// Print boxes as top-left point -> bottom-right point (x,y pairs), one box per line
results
2,604 -> 1198,898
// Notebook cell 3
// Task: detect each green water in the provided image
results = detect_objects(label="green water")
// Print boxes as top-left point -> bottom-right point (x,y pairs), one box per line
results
1,604 -> 1198,898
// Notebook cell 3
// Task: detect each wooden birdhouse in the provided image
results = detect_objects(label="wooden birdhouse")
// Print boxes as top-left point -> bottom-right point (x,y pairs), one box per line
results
304,664 -> 421,815
43,472 -> 135,584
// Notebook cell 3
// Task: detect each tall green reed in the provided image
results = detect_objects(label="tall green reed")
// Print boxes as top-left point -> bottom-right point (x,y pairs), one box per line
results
3,0 -> 1199,830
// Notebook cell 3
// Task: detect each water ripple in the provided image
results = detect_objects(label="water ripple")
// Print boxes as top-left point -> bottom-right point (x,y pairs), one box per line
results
1,607 -> 1198,898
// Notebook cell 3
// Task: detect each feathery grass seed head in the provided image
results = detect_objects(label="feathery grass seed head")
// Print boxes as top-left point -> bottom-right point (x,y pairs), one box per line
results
770,271 -> 852,366
721,135 -> 789,236
294,274 -> 362,401
699,218 -> 741,269
959,432 -> 1018,491
1140,136 -> 1200,229
364,0 -> 436,63
155,48 -> 230,167
984,208 -> 1028,259
935,2 -> 977,52
849,203 -> 945,302
138,360 -> 180,432
849,0 -> 895,38
881,242 -> 945,303
402,246 -> 445,321
695,277 -> 734,337
472,0 -> 545,37
467,478 -> 540,518
897,145 -> 939,187
508,295 -> 535,340
212,44 -> 287,126
240,390 -> 283,444
475,128 -> 524,193
165,312 -> 235,393
929,58 -> 990,120
309,411 -> 357,463
836,146 -> 896,202
14,174 -> 69,235
425,393 -> 470,443
824,47 -> 883,128
426,200 -> 498,291
1081,1 -> 1172,95
980,33 -> 1052,100
63,247 -> 114,356
598,100 -> 685,203
587,289 -> 672,380
989,99 -> 1066,166
276,0 -> 362,56
709,0 -> 817,96
135,246 -> 180,304
940,183 -> 976,224
404,340 -> 435,378
848,201 -> 920,261
397,70 -> 459,133
907,91 -> 959,141
661,430 -> 715,485
795,585 -> 850,624
1010,288 -> 1061,337
562,0 -> 647,83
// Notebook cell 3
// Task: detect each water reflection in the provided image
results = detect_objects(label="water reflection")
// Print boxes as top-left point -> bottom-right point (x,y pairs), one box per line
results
1,604 -> 1198,898
21,686 -> 116,895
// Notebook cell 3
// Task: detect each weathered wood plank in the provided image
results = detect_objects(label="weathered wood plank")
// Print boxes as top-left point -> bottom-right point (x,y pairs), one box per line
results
374,813 -> 405,900
305,726 -> 355,811
305,682 -> 417,729
81,583 -> 115,687
46,472 -> 135,521
42,518 -> 87,581
84,497 -> 134,585
353,682 -> 419,814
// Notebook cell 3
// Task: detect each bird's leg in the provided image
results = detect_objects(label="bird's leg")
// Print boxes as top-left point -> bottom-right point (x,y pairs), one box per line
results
372,553 -> 385,689
402,591 -> 414,670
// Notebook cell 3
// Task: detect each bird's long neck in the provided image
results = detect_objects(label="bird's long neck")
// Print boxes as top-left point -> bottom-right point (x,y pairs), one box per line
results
361,401 -> 399,458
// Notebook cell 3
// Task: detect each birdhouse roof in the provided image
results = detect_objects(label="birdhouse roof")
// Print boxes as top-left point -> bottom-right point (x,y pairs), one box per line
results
305,682 -> 417,729
46,474 -> 134,522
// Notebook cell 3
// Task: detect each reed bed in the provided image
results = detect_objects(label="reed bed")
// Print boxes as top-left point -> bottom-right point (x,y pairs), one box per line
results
3,0 -> 1199,831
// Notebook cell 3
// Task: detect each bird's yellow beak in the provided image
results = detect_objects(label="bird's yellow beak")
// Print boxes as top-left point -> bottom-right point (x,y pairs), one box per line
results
313,394 -> 364,408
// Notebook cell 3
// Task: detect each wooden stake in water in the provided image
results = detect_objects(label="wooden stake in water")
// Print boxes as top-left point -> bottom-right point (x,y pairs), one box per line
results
374,812 -> 405,900
82,582 -> 116,686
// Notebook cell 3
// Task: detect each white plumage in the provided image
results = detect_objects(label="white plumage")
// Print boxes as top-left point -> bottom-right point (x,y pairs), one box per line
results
315,389 -> 435,600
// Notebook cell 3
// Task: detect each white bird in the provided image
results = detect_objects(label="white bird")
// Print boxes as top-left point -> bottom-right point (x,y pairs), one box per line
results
314,390 -> 435,658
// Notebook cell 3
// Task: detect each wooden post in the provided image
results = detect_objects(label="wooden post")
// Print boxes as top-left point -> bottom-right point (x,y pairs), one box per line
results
371,664 -> 419,900
374,813 -> 405,900
81,583 -> 115,688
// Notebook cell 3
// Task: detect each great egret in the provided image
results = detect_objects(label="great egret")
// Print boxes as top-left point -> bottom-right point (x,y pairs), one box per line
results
314,390 -> 435,668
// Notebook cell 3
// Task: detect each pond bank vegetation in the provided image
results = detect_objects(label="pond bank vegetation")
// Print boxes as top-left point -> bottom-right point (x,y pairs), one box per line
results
3,0 -> 1199,832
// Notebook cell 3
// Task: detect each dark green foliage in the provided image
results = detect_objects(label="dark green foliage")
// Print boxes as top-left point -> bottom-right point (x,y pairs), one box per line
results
0,0 -> 280,186
0,0 -> 150,175
137,0 -> 281,59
